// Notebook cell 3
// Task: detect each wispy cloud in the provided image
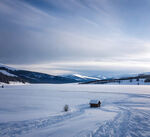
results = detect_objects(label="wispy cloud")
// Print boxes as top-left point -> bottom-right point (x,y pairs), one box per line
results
1,0 -> 150,75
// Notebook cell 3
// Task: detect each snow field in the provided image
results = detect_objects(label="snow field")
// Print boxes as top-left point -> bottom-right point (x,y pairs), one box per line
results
0,84 -> 150,137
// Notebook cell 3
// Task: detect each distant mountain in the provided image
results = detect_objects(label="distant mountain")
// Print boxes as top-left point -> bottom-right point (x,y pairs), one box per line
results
62,74 -> 100,82
2,63 -> 150,85
81,72 -> 150,85
91,74 -> 107,80
0,64 -> 77,84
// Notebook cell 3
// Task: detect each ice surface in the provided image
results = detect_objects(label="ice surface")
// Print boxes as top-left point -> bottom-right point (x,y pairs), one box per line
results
0,84 -> 150,137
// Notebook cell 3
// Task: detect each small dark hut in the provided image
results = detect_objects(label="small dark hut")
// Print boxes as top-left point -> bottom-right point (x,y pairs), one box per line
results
89,100 -> 101,107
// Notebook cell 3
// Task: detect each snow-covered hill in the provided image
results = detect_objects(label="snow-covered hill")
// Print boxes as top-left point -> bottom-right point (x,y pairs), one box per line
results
1,63 -> 150,85
62,74 -> 100,82
82,73 -> 150,85
0,64 -> 76,84
91,74 -> 107,80
0,70 -> 17,77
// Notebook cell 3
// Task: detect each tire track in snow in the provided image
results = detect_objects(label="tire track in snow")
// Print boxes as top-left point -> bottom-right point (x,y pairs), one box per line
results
90,103 -> 150,137
0,104 -> 89,137
90,107 -> 131,137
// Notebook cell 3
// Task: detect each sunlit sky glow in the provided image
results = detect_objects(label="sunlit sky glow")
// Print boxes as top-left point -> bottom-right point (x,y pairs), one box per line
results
1,0 -> 150,76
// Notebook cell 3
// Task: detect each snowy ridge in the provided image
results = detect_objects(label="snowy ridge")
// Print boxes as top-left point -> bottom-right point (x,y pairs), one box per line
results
63,74 -> 100,82
83,73 -> 150,85
140,72 -> 150,75
0,70 -> 17,77
73,74 -> 100,80
0,64 -> 76,84
95,75 -> 107,80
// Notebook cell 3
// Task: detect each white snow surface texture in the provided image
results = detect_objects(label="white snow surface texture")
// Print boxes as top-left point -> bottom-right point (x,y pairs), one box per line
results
0,84 -> 150,137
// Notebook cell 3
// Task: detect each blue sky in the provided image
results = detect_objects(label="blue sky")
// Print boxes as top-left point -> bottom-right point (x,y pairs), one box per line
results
0,0 -> 150,76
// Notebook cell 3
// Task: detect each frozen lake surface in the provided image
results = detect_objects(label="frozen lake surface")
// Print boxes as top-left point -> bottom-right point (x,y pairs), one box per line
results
0,84 -> 150,137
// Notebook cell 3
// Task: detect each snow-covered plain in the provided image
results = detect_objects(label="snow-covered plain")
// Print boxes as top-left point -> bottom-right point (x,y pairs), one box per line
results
0,84 -> 150,137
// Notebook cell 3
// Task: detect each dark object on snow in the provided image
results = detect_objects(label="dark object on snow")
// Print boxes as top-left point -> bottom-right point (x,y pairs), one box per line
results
1,85 -> 4,88
64,104 -> 69,112
89,100 -> 101,107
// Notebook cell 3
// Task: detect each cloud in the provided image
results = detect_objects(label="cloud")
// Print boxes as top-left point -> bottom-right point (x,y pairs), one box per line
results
10,60 -> 150,76
0,0 -> 150,75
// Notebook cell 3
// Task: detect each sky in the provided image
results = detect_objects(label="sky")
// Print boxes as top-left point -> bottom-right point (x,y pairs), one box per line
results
1,0 -> 150,76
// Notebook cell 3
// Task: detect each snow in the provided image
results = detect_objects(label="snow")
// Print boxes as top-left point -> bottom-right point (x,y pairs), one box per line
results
90,100 -> 100,104
96,75 -> 107,79
0,70 -> 17,77
0,81 -> 28,86
8,81 -> 28,85
0,84 -> 150,137
140,72 -> 150,75
102,78 -> 149,85
73,74 -> 100,80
